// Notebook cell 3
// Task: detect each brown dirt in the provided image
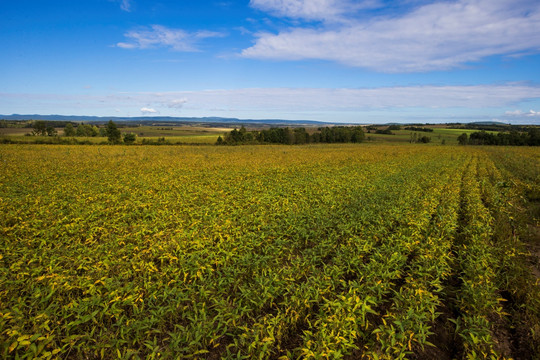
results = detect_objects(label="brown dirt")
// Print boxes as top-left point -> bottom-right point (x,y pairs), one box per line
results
527,224 -> 540,279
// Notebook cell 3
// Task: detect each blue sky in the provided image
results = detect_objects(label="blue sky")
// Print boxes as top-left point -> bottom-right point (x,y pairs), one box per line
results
1,0 -> 540,124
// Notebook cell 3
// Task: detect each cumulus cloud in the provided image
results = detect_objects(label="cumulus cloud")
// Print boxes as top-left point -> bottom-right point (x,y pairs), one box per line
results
140,107 -> 158,114
117,25 -> 225,51
242,0 -> 540,72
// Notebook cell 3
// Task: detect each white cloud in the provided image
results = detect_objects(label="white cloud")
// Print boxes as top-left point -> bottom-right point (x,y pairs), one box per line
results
117,25 -> 225,52
166,84 -> 540,110
3,83 -> 540,110
140,107 -> 158,114
505,110 -> 524,116
166,98 -> 188,109
249,0 -> 378,22
107,84 -> 540,114
116,42 -> 136,49
506,109 -> 540,117
120,0 -> 131,12
3,83 -> 540,123
4,83 -> 540,110
242,0 -> 540,72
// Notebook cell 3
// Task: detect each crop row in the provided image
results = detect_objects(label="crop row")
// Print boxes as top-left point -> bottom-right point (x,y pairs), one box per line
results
0,144 -> 538,359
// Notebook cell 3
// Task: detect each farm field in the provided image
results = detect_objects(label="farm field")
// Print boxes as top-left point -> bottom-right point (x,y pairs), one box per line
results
364,128 -> 497,145
0,125 -> 227,144
121,125 -> 231,137
1,144 -> 539,359
122,126 -> 228,144
1,123 -> 497,145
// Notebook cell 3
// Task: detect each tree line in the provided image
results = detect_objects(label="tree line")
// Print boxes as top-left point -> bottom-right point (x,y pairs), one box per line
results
30,120 -> 136,144
457,129 -> 540,146
404,126 -> 433,132
217,126 -> 365,145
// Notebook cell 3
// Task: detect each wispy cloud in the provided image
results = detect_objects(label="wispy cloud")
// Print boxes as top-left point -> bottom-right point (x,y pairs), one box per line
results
505,109 -> 540,117
117,25 -> 225,51
140,107 -> 158,114
157,84 -> 540,110
119,0 -> 132,12
2,82 -> 539,124
249,0 -> 379,22
243,0 -> 540,72
4,83 -> 540,114
166,98 -> 188,109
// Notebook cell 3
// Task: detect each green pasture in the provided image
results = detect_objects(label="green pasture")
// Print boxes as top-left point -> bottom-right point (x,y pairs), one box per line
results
121,125 -> 228,137
0,126 -> 224,145
365,127 -> 497,144
0,123 -> 521,146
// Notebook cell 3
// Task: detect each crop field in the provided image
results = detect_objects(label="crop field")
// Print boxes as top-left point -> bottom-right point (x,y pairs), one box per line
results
364,128 -> 495,145
0,128 -> 35,136
0,125 -> 227,144
122,126 -> 226,144
0,124 -> 507,145
1,144 -> 539,359
121,126 -> 230,138
148,135 -> 220,145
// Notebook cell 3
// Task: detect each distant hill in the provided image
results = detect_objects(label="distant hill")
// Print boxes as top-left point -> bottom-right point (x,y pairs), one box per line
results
467,121 -> 509,126
0,114 -> 332,126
